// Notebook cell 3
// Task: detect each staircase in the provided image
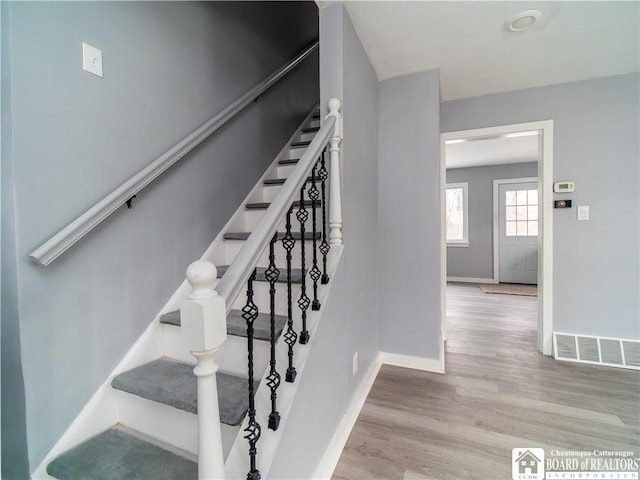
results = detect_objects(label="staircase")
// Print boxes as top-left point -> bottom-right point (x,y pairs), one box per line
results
42,105 -> 342,479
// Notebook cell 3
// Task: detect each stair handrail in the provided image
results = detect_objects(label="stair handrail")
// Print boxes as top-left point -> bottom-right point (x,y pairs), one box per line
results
29,41 -> 319,267
215,99 -> 342,312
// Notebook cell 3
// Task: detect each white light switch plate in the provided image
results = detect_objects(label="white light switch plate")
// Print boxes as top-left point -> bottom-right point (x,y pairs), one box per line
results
577,205 -> 589,221
82,42 -> 103,77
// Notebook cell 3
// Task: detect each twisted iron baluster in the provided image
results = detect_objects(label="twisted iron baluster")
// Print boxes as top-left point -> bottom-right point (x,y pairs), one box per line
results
308,162 -> 322,311
264,233 -> 281,430
282,207 -> 297,382
318,149 -> 330,284
297,186 -> 311,344
242,269 -> 261,480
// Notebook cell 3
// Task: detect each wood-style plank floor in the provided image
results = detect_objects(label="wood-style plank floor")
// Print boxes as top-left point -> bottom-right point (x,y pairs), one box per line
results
332,283 -> 640,480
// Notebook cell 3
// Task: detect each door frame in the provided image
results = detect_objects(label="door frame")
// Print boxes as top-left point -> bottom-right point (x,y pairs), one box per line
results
493,177 -> 539,284
440,120 -> 554,357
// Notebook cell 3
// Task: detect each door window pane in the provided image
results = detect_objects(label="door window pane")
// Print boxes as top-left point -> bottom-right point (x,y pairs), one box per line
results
505,189 -> 539,237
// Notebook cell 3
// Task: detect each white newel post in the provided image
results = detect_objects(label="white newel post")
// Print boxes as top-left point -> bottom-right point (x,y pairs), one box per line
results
326,98 -> 343,245
181,260 -> 227,480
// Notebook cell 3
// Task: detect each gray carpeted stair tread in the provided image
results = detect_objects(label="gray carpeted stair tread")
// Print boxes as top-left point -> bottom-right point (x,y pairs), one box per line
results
246,199 -> 320,210
111,358 -> 256,425
217,265 -> 306,284
264,176 -> 312,186
159,310 -> 181,326
223,231 -> 320,241
278,158 -> 299,165
160,310 -> 287,341
47,426 -> 197,480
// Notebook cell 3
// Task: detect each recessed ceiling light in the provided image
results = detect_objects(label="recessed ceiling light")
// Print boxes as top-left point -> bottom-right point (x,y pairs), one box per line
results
506,10 -> 542,32
445,139 -> 467,145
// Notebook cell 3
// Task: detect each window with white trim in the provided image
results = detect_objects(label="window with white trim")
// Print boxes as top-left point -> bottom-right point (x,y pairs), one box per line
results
446,182 -> 469,246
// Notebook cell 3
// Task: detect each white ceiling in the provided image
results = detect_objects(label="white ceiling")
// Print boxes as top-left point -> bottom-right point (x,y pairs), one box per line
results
445,133 -> 539,169
323,1 -> 639,101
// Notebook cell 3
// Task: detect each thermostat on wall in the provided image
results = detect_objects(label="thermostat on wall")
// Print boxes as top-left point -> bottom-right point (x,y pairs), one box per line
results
553,181 -> 575,193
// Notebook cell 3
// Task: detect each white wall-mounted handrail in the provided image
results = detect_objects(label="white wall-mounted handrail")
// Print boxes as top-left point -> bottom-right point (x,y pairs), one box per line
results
29,41 -> 319,267
215,101 -> 341,312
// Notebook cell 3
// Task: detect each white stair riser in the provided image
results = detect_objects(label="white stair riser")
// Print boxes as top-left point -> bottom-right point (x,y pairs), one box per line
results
262,182 -> 324,203
283,146 -> 307,160
115,389 -> 240,459
262,185 -> 282,203
309,118 -> 320,128
244,206 -> 322,232
230,281 -> 302,317
223,240 -> 320,270
162,324 -> 271,377
298,132 -> 316,142
277,164 -> 297,178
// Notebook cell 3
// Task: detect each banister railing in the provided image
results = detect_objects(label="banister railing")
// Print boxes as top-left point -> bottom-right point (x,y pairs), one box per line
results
215,111 -> 337,312
182,99 -> 342,480
29,41 -> 319,267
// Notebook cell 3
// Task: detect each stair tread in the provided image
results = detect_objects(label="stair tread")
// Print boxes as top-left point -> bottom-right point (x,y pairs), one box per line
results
302,126 -> 320,133
264,177 -> 312,186
245,200 -> 320,210
217,265 -> 306,284
291,140 -> 311,147
223,231 -> 320,241
160,309 -> 287,341
111,358 -> 256,425
278,158 -> 299,165
47,426 -> 197,480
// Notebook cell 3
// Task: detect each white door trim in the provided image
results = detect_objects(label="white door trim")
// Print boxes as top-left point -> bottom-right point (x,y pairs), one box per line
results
493,177 -> 539,284
441,120 -> 554,356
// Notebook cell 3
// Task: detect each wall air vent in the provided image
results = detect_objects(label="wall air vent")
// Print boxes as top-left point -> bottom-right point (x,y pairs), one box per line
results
553,332 -> 640,371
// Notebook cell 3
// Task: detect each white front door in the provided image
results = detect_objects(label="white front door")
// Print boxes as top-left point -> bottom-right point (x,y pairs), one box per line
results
498,182 -> 539,284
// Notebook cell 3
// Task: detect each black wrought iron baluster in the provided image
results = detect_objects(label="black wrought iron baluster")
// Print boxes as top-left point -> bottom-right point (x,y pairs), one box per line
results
297,186 -> 311,344
318,149 -> 330,284
242,269 -> 261,480
308,162 -> 322,311
264,233 -> 281,431
282,207 -> 297,382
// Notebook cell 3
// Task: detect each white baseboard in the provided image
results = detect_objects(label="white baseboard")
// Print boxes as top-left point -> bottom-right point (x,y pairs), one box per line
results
447,276 -> 496,284
313,355 -> 382,480
379,352 -> 445,374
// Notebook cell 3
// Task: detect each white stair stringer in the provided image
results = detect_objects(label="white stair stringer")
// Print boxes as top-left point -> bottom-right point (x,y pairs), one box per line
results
32,107 -> 320,480
224,246 -> 343,479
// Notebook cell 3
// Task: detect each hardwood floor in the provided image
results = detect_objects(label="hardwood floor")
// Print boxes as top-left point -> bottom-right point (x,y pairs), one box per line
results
332,283 -> 640,480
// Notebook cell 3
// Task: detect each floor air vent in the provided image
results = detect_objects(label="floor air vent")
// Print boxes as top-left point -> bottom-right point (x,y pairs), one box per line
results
553,332 -> 640,370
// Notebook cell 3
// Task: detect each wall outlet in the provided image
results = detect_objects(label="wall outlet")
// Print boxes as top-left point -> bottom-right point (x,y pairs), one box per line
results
352,352 -> 358,376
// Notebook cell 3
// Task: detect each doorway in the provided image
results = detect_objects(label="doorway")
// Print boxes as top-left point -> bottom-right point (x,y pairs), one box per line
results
440,121 -> 554,363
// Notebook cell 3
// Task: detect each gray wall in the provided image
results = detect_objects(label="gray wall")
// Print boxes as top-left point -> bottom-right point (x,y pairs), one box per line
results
442,73 -> 639,340
1,2 -> 30,478
378,69 -> 442,360
2,1 -> 318,471
446,162 -> 538,280
269,4 -> 380,477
